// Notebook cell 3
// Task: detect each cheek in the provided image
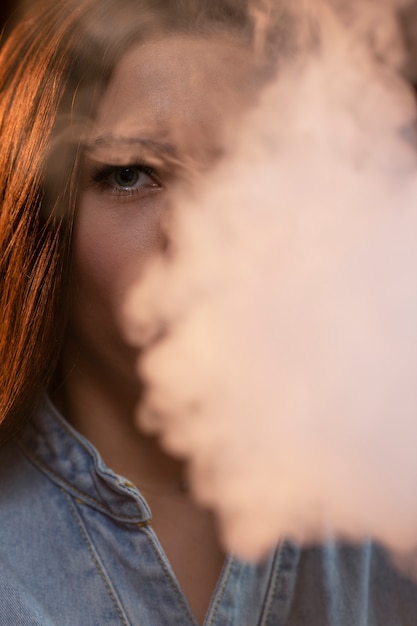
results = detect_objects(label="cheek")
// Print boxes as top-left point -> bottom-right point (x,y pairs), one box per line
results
71,196 -> 165,329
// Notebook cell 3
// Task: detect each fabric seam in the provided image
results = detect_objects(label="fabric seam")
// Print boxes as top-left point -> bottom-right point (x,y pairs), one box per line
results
61,488 -> 131,626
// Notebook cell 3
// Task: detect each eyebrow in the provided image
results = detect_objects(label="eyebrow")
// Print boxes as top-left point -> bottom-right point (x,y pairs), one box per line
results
88,134 -> 177,158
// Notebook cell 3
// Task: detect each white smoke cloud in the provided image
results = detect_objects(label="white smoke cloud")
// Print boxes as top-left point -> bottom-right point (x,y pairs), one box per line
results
125,0 -> 417,560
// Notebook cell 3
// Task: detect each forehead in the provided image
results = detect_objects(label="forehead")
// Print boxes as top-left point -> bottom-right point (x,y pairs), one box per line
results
91,35 -> 254,162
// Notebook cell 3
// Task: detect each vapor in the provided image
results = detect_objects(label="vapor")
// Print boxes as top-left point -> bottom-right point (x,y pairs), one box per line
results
125,0 -> 417,560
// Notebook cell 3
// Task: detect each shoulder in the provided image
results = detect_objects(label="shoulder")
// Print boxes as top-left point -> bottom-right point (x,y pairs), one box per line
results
280,539 -> 417,626
0,434 -> 66,554
0,436 -> 53,513
0,413 -> 129,625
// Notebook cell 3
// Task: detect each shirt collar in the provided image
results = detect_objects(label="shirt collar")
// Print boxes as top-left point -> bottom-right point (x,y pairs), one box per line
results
16,396 -> 152,524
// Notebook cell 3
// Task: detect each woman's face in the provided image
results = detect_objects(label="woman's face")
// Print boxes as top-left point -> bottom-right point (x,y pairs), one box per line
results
66,35 -> 253,392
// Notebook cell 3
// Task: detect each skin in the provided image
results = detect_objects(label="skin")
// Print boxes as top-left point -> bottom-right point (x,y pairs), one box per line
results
55,35 -> 255,624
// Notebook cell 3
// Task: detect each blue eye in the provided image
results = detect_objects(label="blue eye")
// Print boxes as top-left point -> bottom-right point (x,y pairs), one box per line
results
91,163 -> 161,195
114,167 -> 141,188
112,166 -> 159,190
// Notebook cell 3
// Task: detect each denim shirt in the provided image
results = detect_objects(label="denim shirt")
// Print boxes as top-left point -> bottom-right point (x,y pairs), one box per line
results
0,399 -> 416,625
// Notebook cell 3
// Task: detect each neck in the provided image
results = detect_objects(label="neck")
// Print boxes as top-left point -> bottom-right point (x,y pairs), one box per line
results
52,351 -> 186,496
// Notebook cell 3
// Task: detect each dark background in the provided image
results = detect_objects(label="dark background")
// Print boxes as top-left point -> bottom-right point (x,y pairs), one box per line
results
0,0 -> 19,38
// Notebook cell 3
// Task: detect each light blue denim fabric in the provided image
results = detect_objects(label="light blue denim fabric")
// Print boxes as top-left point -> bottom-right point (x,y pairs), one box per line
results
0,397 -> 416,625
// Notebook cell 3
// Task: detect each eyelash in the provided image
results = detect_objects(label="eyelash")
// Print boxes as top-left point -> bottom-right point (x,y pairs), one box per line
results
90,163 -> 162,197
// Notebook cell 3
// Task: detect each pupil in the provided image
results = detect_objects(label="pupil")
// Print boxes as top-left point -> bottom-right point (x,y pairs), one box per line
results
115,168 -> 139,187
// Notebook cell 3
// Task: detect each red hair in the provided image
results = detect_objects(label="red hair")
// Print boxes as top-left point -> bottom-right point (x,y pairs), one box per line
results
0,0 -> 253,441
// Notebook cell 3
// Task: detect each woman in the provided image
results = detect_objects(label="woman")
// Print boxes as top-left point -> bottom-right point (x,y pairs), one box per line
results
1,0 -> 417,624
